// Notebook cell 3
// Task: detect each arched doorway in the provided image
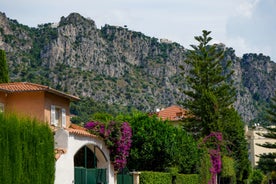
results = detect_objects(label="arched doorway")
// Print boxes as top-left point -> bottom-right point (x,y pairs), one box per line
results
74,145 -> 107,184
74,146 -> 97,168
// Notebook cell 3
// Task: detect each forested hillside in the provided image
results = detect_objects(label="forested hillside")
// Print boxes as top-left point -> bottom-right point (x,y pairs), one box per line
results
0,12 -> 275,124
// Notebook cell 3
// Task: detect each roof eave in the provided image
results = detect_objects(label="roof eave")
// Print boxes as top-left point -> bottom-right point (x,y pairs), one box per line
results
46,88 -> 80,101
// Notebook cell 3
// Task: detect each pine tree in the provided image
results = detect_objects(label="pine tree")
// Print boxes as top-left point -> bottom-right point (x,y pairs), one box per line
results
181,30 -> 235,137
257,91 -> 276,173
222,108 -> 250,183
0,49 -> 9,83
180,30 -> 250,183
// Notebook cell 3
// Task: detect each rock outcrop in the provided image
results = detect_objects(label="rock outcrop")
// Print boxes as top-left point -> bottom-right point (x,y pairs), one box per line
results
0,12 -> 275,123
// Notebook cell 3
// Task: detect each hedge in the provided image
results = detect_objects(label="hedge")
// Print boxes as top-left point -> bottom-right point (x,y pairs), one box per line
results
140,171 -> 171,184
0,113 -> 55,184
175,174 -> 199,184
140,171 -> 199,184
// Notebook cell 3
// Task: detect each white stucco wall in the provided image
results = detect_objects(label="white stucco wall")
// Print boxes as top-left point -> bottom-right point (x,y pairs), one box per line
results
54,131 -> 115,184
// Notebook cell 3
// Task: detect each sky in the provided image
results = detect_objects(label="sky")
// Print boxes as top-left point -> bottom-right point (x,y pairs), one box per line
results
2,0 -> 276,61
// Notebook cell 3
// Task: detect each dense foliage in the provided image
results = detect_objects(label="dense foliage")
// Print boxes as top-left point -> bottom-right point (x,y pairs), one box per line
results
257,153 -> 276,174
266,91 -> 276,125
256,91 -> 276,175
0,113 -> 55,184
248,169 -> 265,184
198,148 -> 212,184
199,132 -> 223,184
85,121 -> 132,171
180,30 -> 235,137
140,171 -> 171,184
117,112 -> 199,174
0,49 -> 9,83
220,108 -> 250,183
70,97 -> 135,124
221,156 -> 236,183
139,171 -> 199,184
175,174 -> 199,184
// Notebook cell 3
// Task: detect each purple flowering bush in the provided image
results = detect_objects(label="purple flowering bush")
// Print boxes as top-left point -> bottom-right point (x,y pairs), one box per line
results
201,132 -> 223,184
85,121 -> 132,171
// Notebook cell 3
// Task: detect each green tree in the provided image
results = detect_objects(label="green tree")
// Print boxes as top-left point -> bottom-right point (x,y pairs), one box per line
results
180,30 -> 250,183
257,153 -> 276,174
70,97 -> 133,124
117,112 -> 199,174
221,108 -> 250,183
256,91 -> 276,174
249,169 -> 265,184
180,30 -> 235,137
266,91 -> 276,125
0,49 -> 9,83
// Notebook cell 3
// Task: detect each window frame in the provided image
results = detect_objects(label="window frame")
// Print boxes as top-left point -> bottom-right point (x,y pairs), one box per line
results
51,105 -> 66,128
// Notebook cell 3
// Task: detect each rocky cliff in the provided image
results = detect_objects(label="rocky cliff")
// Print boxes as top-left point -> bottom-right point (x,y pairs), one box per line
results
0,12 -> 275,124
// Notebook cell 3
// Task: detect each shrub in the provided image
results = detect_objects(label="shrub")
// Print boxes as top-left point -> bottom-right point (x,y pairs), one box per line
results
249,169 -> 265,184
118,112 -> 199,173
0,113 -> 55,184
221,156 -> 236,183
199,132 -> 224,184
198,147 -> 212,184
85,121 -> 132,171
140,171 -> 171,184
140,171 -> 199,184
175,174 -> 199,184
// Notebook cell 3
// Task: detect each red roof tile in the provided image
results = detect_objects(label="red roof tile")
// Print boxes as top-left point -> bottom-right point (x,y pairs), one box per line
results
157,105 -> 188,121
0,82 -> 80,101
66,124 -> 98,138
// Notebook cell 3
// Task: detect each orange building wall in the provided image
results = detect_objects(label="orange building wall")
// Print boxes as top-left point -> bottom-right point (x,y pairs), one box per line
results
0,91 -> 73,127
0,91 -> 72,128
44,92 -> 71,127
4,91 -> 45,122
0,93 -> 7,104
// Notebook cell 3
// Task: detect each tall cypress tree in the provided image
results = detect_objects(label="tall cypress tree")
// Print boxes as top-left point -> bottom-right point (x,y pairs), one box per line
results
180,30 -> 235,137
0,49 -> 9,83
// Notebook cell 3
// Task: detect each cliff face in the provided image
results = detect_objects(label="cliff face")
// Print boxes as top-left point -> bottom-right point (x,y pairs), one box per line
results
0,12 -> 275,123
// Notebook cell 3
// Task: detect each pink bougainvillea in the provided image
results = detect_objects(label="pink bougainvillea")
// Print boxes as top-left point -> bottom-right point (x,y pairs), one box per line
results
201,132 -> 223,184
85,121 -> 132,171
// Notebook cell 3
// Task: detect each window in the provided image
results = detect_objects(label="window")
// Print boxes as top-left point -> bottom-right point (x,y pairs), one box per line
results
0,103 -> 4,113
51,105 -> 66,128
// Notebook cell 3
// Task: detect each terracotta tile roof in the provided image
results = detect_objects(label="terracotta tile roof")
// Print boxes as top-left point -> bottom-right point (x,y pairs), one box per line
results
55,124 -> 98,160
66,123 -> 98,138
0,82 -> 80,101
157,105 -> 188,121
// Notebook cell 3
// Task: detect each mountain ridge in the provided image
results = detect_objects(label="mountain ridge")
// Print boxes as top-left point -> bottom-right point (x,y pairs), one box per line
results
0,12 -> 275,124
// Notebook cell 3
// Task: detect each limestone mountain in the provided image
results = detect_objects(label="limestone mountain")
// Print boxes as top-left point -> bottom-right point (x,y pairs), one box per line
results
0,12 -> 275,124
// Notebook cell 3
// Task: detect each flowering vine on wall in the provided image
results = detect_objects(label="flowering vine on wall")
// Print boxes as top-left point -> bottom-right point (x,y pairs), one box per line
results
85,121 -> 132,171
